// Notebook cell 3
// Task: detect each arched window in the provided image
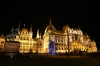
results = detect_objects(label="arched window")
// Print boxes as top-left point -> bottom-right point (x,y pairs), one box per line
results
20,37 -> 22,40
36,43 -> 38,46
75,35 -> 77,40
56,47 -> 57,50
23,37 -> 25,40
27,37 -> 29,40
30,43 -> 32,45
40,43 -> 42,46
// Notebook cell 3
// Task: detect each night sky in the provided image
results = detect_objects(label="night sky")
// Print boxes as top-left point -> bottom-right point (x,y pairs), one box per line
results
1,1 -> 100,49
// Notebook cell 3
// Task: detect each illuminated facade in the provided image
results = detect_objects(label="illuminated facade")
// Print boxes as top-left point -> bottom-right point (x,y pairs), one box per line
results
0,35 -> 5,52
0,19 -> 98,53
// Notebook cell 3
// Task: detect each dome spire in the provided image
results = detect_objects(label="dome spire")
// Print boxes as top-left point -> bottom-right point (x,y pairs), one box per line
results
49,17 -> 52,25
36,28 -> 39,38
23,24 -> 25,28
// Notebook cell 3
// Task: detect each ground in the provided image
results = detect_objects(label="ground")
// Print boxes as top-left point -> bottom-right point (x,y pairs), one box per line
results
0,54 -> 100,66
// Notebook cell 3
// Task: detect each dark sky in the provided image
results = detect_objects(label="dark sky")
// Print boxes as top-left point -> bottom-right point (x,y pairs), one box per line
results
1,1 -> 100,49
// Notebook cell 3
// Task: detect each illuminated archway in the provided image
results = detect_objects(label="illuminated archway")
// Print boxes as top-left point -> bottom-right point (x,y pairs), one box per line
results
71,40 -> 83,52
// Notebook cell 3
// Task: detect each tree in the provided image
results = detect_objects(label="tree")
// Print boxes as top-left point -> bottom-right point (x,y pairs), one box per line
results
48,40 -> 55,55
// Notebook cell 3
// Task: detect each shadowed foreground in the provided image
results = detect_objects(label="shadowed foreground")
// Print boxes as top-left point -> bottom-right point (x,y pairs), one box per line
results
0,55 -> 100,66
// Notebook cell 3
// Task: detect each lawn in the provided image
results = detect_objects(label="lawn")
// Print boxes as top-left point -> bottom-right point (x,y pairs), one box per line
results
0,55 -> 100,66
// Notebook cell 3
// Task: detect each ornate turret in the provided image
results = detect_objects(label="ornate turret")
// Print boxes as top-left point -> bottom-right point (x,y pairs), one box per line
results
83,33 -> 90,38
39,32 -> 41,39
63,25 -> 69,32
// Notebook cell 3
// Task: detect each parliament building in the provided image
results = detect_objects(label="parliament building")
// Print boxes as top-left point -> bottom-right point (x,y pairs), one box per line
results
0,18 -> 98,53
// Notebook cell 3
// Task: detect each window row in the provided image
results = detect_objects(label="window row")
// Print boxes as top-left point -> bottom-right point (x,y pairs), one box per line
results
0,41 -> 5,44
54,39 -> 68,43
20,37 -> 32,40
20,43 -> 32,45
20,32 -> 28,34
20,49 -> 42,51
20,46 -> 42,47
55,44 -> 67,45
55,48 -> 68,50
20,43 -> 42,46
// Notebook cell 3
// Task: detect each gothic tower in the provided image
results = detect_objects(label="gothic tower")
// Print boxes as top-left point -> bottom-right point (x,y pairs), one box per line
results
36,29 -> 39,38
39,32 -> 41,39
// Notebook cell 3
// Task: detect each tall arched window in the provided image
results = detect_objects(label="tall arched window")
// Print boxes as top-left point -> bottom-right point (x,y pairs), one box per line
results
23,37 -> 25,40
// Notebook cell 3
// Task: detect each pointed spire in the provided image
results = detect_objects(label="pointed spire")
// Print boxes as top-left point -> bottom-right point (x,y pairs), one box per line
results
1,34 -> 3,36
30,23 -> 32,32
18,22 -> 20,30
30,23 -> 32,28
49,17 -> 52,24
36,28 -> 39,38
1,34 -> 4,38
39,32 -> 41,39
23,24 -> 25,28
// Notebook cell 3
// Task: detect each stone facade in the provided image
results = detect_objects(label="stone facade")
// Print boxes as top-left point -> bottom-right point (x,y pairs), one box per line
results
0,19 -> 98,53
